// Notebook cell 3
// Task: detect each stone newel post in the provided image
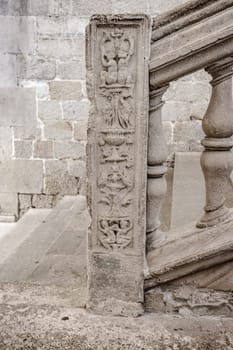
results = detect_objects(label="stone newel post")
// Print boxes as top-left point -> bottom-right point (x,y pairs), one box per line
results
197,57 -> 233,228
147,86 -> 168,251
86,15 -> 150,316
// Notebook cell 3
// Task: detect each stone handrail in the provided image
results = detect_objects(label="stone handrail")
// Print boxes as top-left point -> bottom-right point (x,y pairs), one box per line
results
147,0 -> 233,251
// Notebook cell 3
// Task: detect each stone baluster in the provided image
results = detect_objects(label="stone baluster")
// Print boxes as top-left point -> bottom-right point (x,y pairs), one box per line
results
147,85 -> 169,251
197,57 -> 233,228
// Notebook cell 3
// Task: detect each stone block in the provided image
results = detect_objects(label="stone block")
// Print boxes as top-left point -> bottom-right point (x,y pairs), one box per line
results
72,0 -> 112,15
111,0 -> 148,13
38,101 -> 62,121
62,100 -> 89,120
0,160 -> 43,193
32,194 -> 57,209
37,37 -> 85,59
68,160 -> 86,178
66,17 -> 89,35
0,127 -> 12,159
13,125 -> 41,140
49,81 -> 82,100
164,81 -> 211,104
17,55 -> 56,80
18,194 -> 32,213
27,0 -> 50,15
56,60 -> 85,80
0,54 -> 17,87
162,101 -> 191,122
43,121 -> 72,140
19,80 -> 50,100
14,141 -> 32,159
0,192 -> 18,217
49,0 -> 72,15
37,17 -> 65,37
8,0 -> 28,15
44,175 -> 79,195
73,121 -> 87,141
173,120 -> 204,144
44,160 -> 68,177
33,140 -> 54,159
0,0 -> 8,15
0,88 -> 36,128
54,141 -> 85,159
0,17 -> 35,54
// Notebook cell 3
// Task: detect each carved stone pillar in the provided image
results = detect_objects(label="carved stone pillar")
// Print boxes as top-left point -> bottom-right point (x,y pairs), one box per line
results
86,15 -> 150,316
197,57 -> 233,228
147,85 -> 169,251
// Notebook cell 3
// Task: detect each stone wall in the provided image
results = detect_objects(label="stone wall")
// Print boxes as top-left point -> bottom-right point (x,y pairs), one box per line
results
0,0 -> 212,217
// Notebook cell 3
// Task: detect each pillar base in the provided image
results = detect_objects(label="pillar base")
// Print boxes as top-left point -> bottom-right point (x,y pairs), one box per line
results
197,206 -> 233,228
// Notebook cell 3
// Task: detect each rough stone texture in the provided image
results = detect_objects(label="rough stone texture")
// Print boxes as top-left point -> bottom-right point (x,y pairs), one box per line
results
14,140 -> 32,159
43,121 -> 73,140
0,160 -> 43,193
38,100 -> 62,121
86,15 -> 150,316
49,80 -> 82,100
33,140 -> 54,158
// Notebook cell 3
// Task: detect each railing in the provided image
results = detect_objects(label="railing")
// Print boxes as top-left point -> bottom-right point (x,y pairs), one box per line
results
86,0 -> 233,316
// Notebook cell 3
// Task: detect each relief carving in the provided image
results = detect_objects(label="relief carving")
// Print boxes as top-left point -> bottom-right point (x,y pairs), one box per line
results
100,29 -> 134,86
98,218 -> 133,250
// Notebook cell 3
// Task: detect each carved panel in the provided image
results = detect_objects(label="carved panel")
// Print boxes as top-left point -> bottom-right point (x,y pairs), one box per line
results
86,15 -> 150,315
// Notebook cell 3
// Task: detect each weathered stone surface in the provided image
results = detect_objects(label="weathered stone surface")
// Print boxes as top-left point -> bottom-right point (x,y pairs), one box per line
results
0,88 -> 36,128
171,153 -> 205,228
68,160 -> 86,178
73,121 -> 87,140
86,15 -> 150,316
54,141 -> 85,159
62,100 -> 90,120
0,16 -> 35,54
14,140 -> 32,159
44,159 -> 68,176
38,101 -> 62,121
43,121 -> 72,140
145,284 -> 233,317
0,192 -> 18,217
57,59 -> 86,80
32,194 -> 58,209
0,160 -> 43,193
146,216 -> 233,288
18,194 -> 32,217
37,37 -> 85,59
44,176 -> 79,195
33,140 -> 54,159
17,55 -> 56,80
0,127 -> 12,159
0,302 -> 233,349
72,0 -> 112,15
49,81 -> 82,100
0,0 -> 8,15
0,54 -> 17,87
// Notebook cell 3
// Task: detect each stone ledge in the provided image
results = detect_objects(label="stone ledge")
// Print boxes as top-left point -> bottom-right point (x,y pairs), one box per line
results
146,216 -> 233,290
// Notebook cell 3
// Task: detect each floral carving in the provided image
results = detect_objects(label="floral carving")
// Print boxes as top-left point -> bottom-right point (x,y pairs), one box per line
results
98,218 -> 133,250
100,29 -> 134,86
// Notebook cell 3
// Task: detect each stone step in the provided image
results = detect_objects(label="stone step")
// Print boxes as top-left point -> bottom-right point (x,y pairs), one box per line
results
146,215 -> 233,289
171,152 -> 233,229
0,195 -> 89,306
0,208 -> 51,266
